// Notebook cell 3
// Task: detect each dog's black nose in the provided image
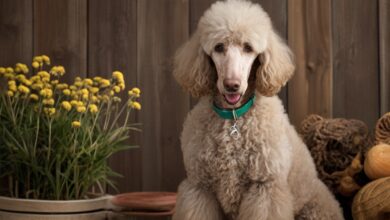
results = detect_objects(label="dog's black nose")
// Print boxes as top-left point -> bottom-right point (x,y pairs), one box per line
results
224,79 -> 240,92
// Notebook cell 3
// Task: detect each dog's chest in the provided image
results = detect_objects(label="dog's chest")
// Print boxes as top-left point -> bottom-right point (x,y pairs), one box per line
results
197,119 -> 263,217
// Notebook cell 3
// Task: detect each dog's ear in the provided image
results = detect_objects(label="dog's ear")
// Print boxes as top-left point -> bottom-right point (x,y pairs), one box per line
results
256,30 -> 295,96
173,31 -> 214,98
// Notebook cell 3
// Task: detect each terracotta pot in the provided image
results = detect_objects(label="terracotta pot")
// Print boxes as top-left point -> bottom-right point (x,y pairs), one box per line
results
111,192 -> 176,217
0,195 -> 112,220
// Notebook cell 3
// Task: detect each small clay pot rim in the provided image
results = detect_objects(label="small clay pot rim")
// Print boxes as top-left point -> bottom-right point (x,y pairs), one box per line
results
118,209 -> 175,217
112,192 -> 176,211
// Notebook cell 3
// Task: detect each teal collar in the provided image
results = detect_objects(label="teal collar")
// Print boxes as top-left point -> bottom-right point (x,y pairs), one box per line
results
212,95 -> 255,120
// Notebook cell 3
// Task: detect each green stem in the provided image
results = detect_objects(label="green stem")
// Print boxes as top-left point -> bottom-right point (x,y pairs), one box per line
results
47,118 -> 53,161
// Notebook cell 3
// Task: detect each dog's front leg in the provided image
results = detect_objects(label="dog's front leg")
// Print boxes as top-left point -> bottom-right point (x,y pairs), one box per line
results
173,179 -> 224,220
237,180 -> 294,220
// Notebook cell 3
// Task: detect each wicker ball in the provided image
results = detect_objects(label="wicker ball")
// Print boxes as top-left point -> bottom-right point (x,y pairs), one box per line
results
352,177 -> 390,220
375,112 -> 390,145
299,114 -> 371,193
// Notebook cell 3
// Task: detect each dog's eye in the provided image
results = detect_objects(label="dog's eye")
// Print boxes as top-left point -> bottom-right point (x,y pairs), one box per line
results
214,43 -> 225,53
243,43 -> 253,53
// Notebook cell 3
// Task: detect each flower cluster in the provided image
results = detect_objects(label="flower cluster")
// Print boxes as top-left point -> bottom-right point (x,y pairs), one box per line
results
0,55 -> 141,200
0,55 -> 141,128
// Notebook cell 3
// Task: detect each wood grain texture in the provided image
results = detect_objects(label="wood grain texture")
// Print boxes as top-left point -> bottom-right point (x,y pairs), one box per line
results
379,0 -> 390,115
190,0 -> 215,33
34,0 -> 87,81
0,0 -> 32,66
332,0 -> 379,128
88,0 -> 141,193
137,0 -> 189,191
255,0 -> 288,109
288,0 -> 333,126
0,0 -> 33,195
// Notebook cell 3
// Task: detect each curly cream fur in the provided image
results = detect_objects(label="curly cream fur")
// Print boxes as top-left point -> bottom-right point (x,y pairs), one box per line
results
173,0 -> 343,219
174,32 -> 215,98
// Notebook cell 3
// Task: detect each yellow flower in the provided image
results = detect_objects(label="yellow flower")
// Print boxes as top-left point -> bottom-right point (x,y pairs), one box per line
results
58,67 -> 65,75
100,79 -> 111,88
51,80 -> 59,85
109,90 -> 114,96
29,94 -> 39,101
128,101 -> 141,110
43,107 -> 56,116
118,82 -> 125,90
43,98 -> 55,106
31,83 -> 44,90
89,87 -> 99,94
61,101 -> 72,111
74,81 -> 83,87
101,95 -> 109,102
89,104 -> 98,113
32,61 -> 40,69
8,80 -> 16,85
63,89 -> 71,96
4,73 -> 15,80
70,100 -> 79,107
33,56 -> 43,63
15,64 -> 22,73
15,63 -> 28,74
18,85 -> 30,94
72,121 -> 81,128
93,76 -> 102,81
56,83 -> 68,90
83,78 -> 93,86
91,95 -> 99,103
23,79 -> 32,86
16,74 -> 26,82
113,97 -> 121,102
112,71 -> 124,80
39,88 -> 53,98
131,87 -> 141,95
8,81 -> 17,92
7,91 -> 14,97
38,71 -> 50,79
42,55 -> 50,65
56,66 -> 65,75
6,67 -> 14,73
22,65 -> 29,73
0,67 -> 5,74
30,75 -> 41,82
76,106 -> 86,113
80,88 -> 89,95
82,94 -> 89,100
9,85 -> 17,92
69,85 -> 77,91
75,77 -> 82,82
113,86 -> 121,93
42,77 -> 50,83
128,87 -> 141,98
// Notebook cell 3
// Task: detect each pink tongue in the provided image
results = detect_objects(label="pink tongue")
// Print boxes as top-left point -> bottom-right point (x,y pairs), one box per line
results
225,94 -> 241,104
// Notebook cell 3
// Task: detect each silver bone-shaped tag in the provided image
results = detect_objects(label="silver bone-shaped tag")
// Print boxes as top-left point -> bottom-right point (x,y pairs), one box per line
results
229,122 -> 240,140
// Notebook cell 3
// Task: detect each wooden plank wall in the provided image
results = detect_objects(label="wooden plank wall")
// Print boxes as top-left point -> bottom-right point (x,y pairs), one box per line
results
332,0 -> 380,129
288,0 -> 333,126
0,0 -> 389,195
379,0 -> 390,115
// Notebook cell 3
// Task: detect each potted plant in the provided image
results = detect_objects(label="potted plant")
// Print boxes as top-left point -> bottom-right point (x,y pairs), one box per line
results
0,55 -> 141,219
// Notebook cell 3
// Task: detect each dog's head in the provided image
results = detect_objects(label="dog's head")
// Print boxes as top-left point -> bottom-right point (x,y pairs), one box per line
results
174,0 -> 294,108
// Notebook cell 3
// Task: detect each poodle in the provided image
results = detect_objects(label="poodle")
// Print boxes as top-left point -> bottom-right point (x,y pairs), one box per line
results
172,0 -> 344,219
